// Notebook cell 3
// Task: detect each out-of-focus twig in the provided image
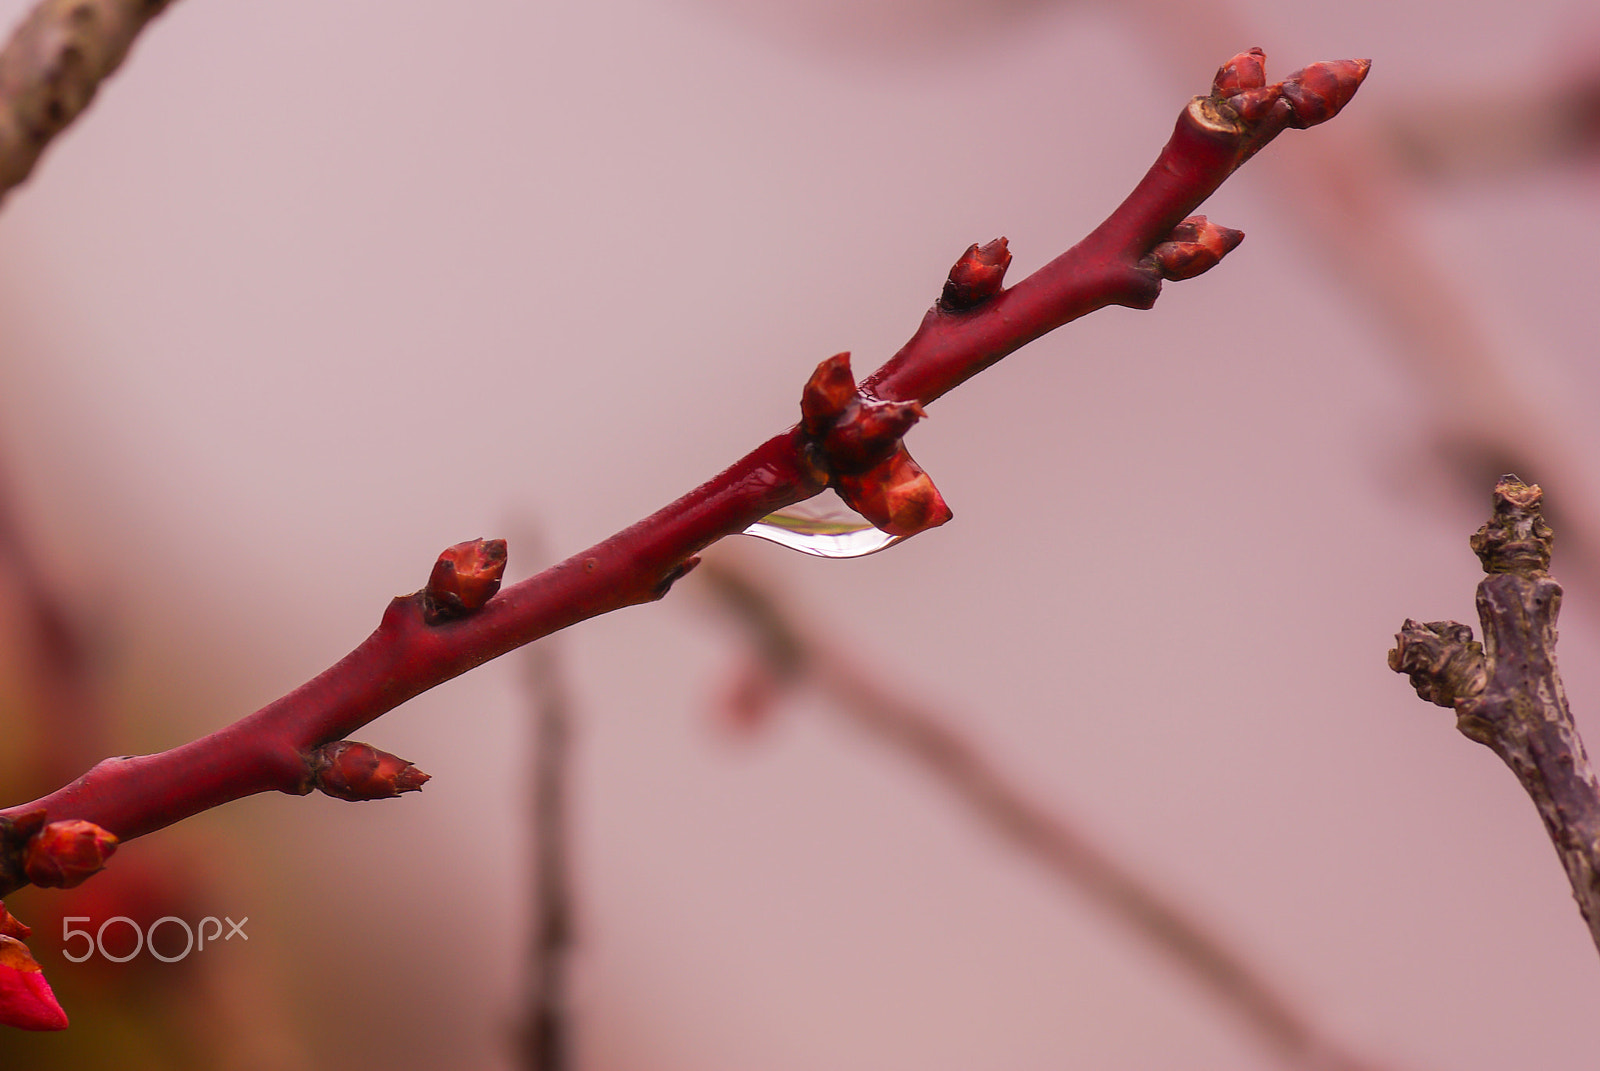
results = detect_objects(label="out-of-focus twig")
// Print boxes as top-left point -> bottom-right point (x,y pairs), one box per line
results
697,553 -> 1400,1071
1382,61 -> 1600,181
0,0 -> 179,207
0,455 -> 100,798
517,543 -> 576,1071
1391,478 -> 1600,957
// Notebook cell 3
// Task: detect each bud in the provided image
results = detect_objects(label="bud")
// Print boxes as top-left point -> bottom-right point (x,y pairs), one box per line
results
1280,59 -> 1371,128
940,238 -> 1011,311
1213,47 -> 1267,95
0,903 -> 30,941
0,935 -> 67,1031
1147,216 -> 1245,281
836,445 -> 953,538
423,538 -> 508,624
800,352 -> 857,437
23,819 -> 118,889
1224,86 -> 1284,124
821,397 -> 926,474
311,740 -> 431,801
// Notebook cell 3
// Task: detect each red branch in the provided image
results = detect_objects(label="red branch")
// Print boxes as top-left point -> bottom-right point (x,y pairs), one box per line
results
0,52 -> 1369,897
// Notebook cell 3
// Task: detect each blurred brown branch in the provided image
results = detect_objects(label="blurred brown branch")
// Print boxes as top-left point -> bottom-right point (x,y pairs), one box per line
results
697,553 -> 1401,1071
0,0 -> 178,206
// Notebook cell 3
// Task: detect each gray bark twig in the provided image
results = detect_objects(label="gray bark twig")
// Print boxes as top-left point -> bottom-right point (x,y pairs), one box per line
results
1389,477 -> 1600,956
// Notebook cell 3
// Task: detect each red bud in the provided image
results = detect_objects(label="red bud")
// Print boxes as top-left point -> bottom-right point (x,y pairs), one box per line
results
940,238 -> 1011,311
1147,215 -> 1245,281
0,903 -> 30,941
311,740 -> 431,801
836,445 -> 953,539
1213,47 -> 1267,95
423,538 -> 507,624
0,935 -> 67,1030
23,820 -> 117,889
800,352 -> 857,437
1280,59 -> 1371,128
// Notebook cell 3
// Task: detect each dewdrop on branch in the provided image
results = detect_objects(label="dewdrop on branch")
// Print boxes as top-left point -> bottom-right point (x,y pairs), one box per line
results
23,819 -> 117,889
309,740 -> 431,802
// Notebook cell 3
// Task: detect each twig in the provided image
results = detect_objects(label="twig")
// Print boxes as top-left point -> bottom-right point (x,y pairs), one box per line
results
0,51 -> 1370,897
517,535 -> 577,1071
698,556 -> 1396,1071
1389,477 -> 1600,956
0,0 -> 179,206
0,453 -> 101,795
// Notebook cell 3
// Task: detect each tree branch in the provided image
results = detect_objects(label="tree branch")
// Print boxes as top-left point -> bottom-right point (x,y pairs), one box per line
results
0,0 -> 178,206
1389,477 -> 1600,957
699,555 -> 1397,1071
0,51 -> 1369,898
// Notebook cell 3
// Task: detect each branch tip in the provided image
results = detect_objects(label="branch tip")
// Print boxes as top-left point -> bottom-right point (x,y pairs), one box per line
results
1470,475 -> 1552,575
310,740 -> 430,802
422,537 -> 508,624
940,238 -> 1012,311
1280,59 -> 1371,129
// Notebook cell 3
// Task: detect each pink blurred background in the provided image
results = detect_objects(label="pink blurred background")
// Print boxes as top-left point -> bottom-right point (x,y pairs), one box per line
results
1,0 -> 1598,1067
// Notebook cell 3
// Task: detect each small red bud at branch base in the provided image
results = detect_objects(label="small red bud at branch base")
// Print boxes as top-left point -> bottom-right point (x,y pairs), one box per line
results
0,934 -> 67,1031
310,741 -> 431,802
423,538 -> 508,624
940,238 -> 1012,311
1146,216 -> 1246,281
23,819 -> 117,889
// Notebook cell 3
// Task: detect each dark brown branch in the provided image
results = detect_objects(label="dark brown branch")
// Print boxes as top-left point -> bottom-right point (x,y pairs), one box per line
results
0,0 -> 179,206
700,556 -> 1396,1071
1389,477 -> 1600,956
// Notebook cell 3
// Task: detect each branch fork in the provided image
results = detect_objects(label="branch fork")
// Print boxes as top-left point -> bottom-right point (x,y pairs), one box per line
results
1390,477 -> 1600,956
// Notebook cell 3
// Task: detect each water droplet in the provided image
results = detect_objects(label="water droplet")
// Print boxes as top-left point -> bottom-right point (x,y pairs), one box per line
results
742,491 -> 903,558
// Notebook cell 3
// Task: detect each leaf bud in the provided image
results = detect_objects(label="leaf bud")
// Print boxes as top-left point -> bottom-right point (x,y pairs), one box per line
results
23,819 -> 118,889
311,740 -> 431,801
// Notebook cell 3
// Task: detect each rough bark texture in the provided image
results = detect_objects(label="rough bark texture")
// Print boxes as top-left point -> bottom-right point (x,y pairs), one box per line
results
0,0 -> 176,204
1389,477 -> 1600,957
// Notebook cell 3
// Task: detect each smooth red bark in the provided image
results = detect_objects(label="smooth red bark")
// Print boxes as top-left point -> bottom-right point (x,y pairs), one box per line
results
0,52 -> 1368,896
